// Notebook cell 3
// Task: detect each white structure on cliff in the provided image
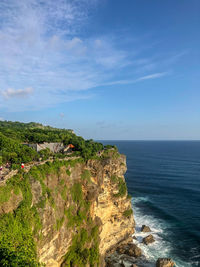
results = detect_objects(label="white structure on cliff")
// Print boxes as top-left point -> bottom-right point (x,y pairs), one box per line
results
24,142 -> 65,153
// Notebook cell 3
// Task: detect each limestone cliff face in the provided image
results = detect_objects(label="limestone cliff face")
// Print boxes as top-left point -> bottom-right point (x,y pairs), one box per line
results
0,151 -> 134,267
88,154 -> 135,255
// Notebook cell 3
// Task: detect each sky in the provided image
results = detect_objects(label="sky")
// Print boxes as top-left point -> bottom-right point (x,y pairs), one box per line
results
0,0 -> 200,140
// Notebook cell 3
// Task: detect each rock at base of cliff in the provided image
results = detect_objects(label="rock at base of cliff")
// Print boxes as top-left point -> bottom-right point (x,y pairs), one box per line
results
116,242 -> 142,258
141,225 -> 151,232
142,234 -> 155,245
156,258 -> 175,267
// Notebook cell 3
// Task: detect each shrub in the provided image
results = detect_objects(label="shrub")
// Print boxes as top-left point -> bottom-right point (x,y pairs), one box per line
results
123,209 -> 133,217
71,183 -> 83,205
113,178 -> 127,198
81,170 -> 91,182
66,169 -> 71,176
110,175 -> 118,183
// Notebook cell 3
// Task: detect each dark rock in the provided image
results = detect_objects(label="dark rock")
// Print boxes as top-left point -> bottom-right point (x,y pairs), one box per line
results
116,243 -> 142,258
141,224 -> 151,232
86,186 -> 98,201
114,201 -> 118,207
156,258 -> 175,267
125,243 -> 142,257
105,254 -> 122,267
142,234 -> 155,245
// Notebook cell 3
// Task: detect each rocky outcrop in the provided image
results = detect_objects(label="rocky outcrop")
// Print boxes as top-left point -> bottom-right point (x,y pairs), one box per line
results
156,258 -> 175,267
0,189 -> 23,214
141,225 -> 151,232
142,234 -> 155,245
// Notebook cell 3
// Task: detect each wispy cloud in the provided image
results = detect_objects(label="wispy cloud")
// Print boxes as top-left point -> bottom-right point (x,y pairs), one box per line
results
0,1 -> 183,111
99,72 -> 169,87
2,87 -> 33,99
136,72 -> 168,81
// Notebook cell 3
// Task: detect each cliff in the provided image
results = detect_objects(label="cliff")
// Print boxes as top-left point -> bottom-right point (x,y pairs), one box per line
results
0,149 -> 134,266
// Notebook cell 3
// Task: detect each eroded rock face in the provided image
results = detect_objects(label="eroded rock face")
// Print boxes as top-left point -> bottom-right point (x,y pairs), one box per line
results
105,236 -> 142,267
0,190 -> 23,215
0,153 -> 135,267
142,234 -> 155,245
156,258 -> 175,267
89,154 -> 135,255
116,242 -> 142,258
34,153 -> 135,266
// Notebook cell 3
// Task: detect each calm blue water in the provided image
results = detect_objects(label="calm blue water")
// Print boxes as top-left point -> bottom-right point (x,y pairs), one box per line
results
101,141 -> 200,267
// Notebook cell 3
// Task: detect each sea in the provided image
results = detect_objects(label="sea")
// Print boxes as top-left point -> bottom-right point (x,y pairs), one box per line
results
101,141 -> 200,267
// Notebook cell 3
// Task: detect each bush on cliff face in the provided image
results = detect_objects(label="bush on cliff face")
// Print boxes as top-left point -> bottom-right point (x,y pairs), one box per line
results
123,209 -> 133,218
110,175 -> 127,198
63,172 -> 100,267
0,160 -> 76,266
114,178 -> 127,197
0,172 -> 41,266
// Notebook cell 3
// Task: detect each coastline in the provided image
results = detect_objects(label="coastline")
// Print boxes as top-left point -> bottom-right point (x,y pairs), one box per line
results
101,140 -> 200,267
105,197 -> 176,267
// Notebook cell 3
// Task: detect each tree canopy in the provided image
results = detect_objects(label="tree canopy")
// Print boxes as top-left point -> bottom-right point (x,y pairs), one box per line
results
0,121 -> 104,163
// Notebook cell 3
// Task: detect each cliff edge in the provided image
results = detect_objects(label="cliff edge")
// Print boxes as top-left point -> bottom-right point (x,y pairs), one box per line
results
0,149 -> 134,266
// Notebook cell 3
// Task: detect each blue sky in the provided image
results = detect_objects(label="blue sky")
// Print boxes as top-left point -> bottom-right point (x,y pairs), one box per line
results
0,0 -> 200,139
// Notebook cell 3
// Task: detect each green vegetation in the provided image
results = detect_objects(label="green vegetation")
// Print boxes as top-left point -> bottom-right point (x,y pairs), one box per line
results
56,217 -> 65,231
38,148 -> 52,160
64,209 -> 99,266
110,175 -> 127,198
0,121 -> 122,266
123,209 -> 133,218
0,132 -> 39,164
110,175 -> 118,183
64,226 -> 99,267
113,178 -> 127,197
81,169 -> 91,182
127,194 -> 132,199
100,146 -> 119,160
0,172 -> 41,266
0,160 -> 74,265
0,120 -> 105,163
63,176 -> 100,266
66,169 -> 71,176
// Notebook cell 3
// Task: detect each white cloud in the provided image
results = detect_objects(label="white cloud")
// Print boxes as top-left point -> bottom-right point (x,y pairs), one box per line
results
136,72 -> 168,81
1,87 -> 33,99
0,0 -> 181,112
99,72 -> 168,87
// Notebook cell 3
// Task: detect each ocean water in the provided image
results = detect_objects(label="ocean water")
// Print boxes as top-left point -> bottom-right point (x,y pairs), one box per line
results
101,141 -> 200,267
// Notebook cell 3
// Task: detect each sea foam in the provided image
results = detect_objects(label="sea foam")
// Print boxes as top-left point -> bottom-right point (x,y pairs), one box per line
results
131,197 -> 196,267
